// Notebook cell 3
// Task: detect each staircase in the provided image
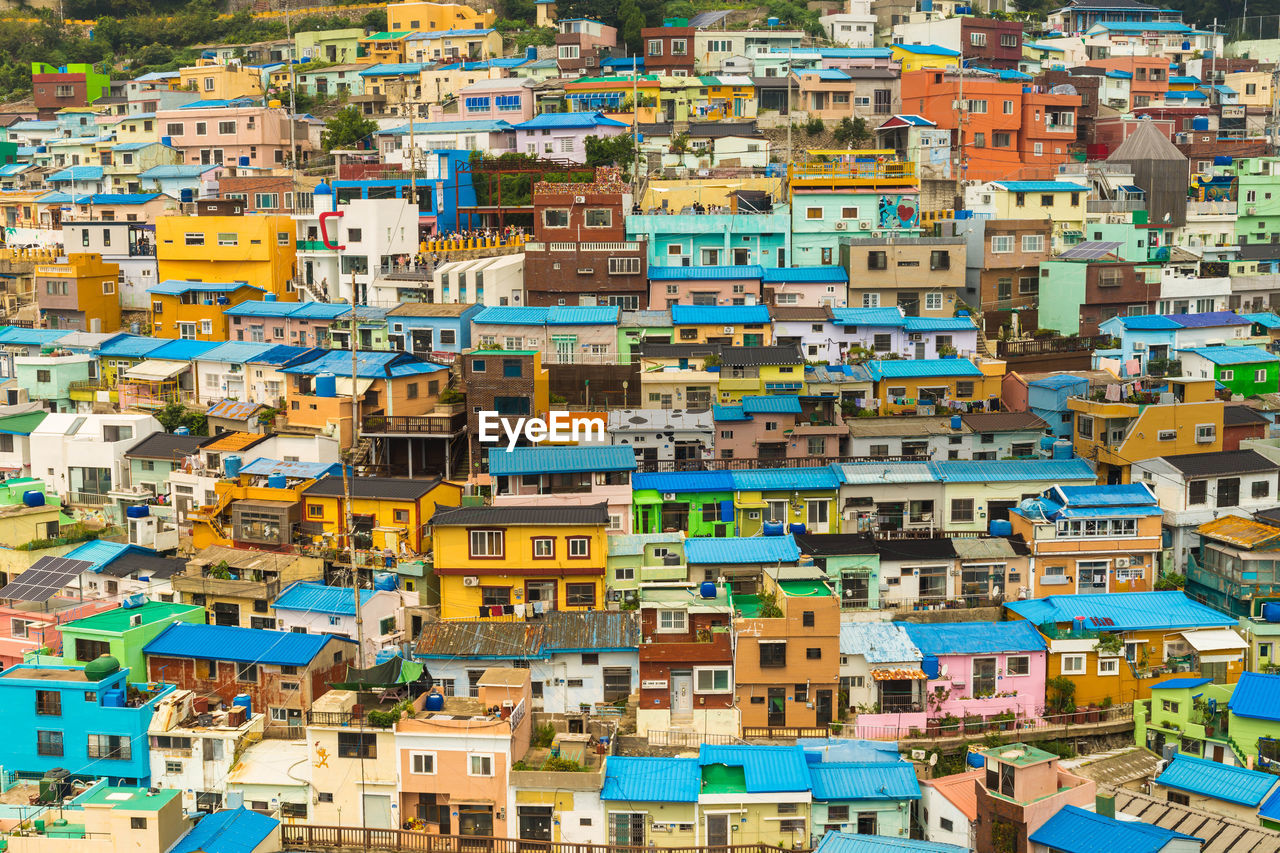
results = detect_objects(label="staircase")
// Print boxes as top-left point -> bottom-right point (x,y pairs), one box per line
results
976,322 -> 996,359
347,437 -> 373,472
293,278 -> 329,303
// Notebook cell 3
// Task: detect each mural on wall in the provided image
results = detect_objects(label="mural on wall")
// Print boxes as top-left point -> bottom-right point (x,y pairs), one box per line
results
879,195 -> 920,229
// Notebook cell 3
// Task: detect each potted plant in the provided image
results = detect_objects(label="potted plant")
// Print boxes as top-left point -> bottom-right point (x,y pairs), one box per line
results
962,713 -> 983,734
939,713 -> 961,735
436,387 -> 465,414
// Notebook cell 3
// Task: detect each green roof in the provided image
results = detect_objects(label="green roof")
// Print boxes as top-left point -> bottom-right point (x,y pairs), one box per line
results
701,763 -> 746,794
568,75 -> 660,85
0,411 -> 47,435
779,580 -> 830,597
365,31 -> 412,39
980,743 -> 1057,766
733,593 -> 765,617
74,786 -> 181,812
61,601 -> 203,634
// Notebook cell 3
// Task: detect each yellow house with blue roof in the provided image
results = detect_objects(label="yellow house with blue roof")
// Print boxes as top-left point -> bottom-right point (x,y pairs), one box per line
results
671,303 -> 772,347
890,44 -> 961,72
868,358 -> 1005,414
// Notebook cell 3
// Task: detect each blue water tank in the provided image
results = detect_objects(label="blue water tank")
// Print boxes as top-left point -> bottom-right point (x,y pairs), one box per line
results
267,473 -> 287,489
1039,435 -> 1056,451
102,689 -> 126,708
788,523 -> 807,535
989,518 -> 1013,537
425,692 -> 446,712
1264,602 -> 1280,623
1052,440 -> 1074,459
264,293 -> 278,302
1214,155 -> 1233,166
126,504 -> 149,519
922,654 -> 940,679
22,490 -> 44,508
950,415 -> 962,430
122,593 -> 145,609
375,572 -> 398,591
1182,40 -> 1191,50
967,751 -> 985,769
232,694 -> 252,716
699,581 -> 717,599
239,156 -> 250,166
1193,116 -> 1210,131
375,648 -> 399,664
180,188 -> 194,202
224,454 -> 242,478
763,521 -> 785,536
767,16 -> 780,25
315,373 -> 337,398
314,182 -> 332,196
174,426 -> 189,436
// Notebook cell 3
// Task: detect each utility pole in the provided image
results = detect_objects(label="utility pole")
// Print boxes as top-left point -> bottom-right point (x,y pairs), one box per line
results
1210,17 -> 1219,107
405,78 -> 417,207
631,53 -> 640,187
957,47 -> 966,185
340,268 -> 365,668
285,0 -> 298,206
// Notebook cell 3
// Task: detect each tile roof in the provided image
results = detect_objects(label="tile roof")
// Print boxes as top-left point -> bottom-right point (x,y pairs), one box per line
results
686,535 -> 799,564
1028,805 -> 1199,853
272,581 -> 374,616
840,622 -> 922,663
1159,449 -> 1278,477
124,432 -> 208,461
487,446 -> 637,476
1005,591 -> 1237,631
808,762 -> 921,801
699,744 -> 811,792
143,622 -> 355,665
1155,753 -> 1277,806
919,770 -> 983,823
601,756 -> 700,802
1230,671 -> 1280,722
429,504 -> 610,527
902,620 -> 1046,656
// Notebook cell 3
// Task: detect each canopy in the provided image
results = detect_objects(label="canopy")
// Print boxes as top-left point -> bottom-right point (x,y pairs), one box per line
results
124,359 -> 185,381
1180,628 -> 1248,653
331,656 -> 432,692
871,668 -> 927,680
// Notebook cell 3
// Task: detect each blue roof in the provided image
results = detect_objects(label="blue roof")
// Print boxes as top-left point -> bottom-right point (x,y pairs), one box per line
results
902,621 -> 1046,656
813,833 -> 966,853
1029,806 -> 1199,853
1149,677 -> 1212,690
650,265 -> 766,282
513,111 -> 629,130
1242,312 -> 1280,329
929,459 -> 1097,484
713,405 -> 750,422
808,762 -> 920,801
0,327 -> 73,346
378,119 -> 512,136
488,445 -> 637,476
1113,314 -> 1182,330
902,316 -> 977,332
1028,374 -> 1088,389
356,62 -> 430,77
601,756 -> 700,802
892,44 -> 961,56
1230,671 -> 1280,722
239,457 -> 343,479
171,807 -> 280,853
1106,69 -> 1134,79
1156,753 -> 1277,806
224,300 -> 352,319
699,744 -> 811,792
37,192 -> 164,206
249,344 -> 316,367
1166,90 -> 1208,101
1168,311 -> 1250,328
1178,345 -> 1278,365
112,142 -> 158,151
867,359 -> 983,380
48,166 -> 104,181
176,98 -> 257,109
65,540 -> 143,573
472,306 -> 619,326
741,395 -> 802,414
273,581 -> 374,616
147,339 -> 222,361
279,350 -> 444,379
97,335 -> 167,358
143,622 -> 355,665
147,280 -> 263,296
631,470 -> 735,493
794,68 -> 851,81
671,303 -> 771,325
195,342 -> 277,364
762,266 -> 849,284
732,466 -> 840,491
840,622 -> 922,663
1168,75 -> 1200,84
686,535 -> 799,565
993,181 -> 1091,192
833,307 -> 907,327
1006,591 -> 1238,631
139,164 -> 221,178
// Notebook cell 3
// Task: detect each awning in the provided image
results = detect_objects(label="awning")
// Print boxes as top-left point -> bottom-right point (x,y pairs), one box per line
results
335,376 -> 375,397
872,668 -> 927,681
124,359 -> 185,381
1180,628 -> 1248,653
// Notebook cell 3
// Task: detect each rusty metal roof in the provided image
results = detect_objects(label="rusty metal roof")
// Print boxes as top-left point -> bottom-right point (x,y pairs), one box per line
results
1197,514 -> 1280,549
413,611 -> 639,659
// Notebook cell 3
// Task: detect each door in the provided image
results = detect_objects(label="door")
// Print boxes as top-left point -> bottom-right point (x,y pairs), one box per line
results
1077,560 -> 1108,593
670,671 -> 692,717
743,333 -> 763,346
1208,743 -> 1227,763
363,794 -> 393,829
841,573 -> 869,609
518,806 -> 553,842
706,814 -> 730,849
914,341 -> 926,359
525,580 -> 557,614
816,689 -> 833,727
973,657 -> 997,698
553,336 -> 576,364
768,686 -> 786,726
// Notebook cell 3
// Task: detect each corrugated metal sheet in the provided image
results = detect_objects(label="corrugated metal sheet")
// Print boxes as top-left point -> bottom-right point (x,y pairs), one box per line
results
713,405 -> 750,421
840,623 -> 922,663
1155,754 -> 1278,806
1179,345 -> 1277,365
686,535 -> 799,565
147,339 -> 221,361
95,336 -> 169,358
762,267 -> 849,283
207,399 -> 265,420
143,622 -> 354,665
487,446 -> 637,476
170,806 -> 279,853
832,308 -> 907,327
542,611 -> 639,651
671,303 -> 771,324
604,532 -> 684,556
1048,483 -> 1156,507
601,757 -> 700,802
808,762 -> 921,801
929,459 -> 1096,483
1028,805 -> 1199,853
699,744 -> 811,792
195,342 -> 277,364
649,265 -> 766,282
867,359 -> 983,380
1005,592 -> 1238,632
272,581 -> 374,616
902,316 -> 977,332
741,395 -> 802,414
902,621 -> 1046,656
632,471 -> 735,493
1227,671 -> 1280,722
813,832 -> 967,853
1149,677 -> 1212,690
64,540 -> 137,573
993,181 -> 1091,192
414,620 -> 546,658
837,462 -> 935,484
239,458 -> 342,479
732,466 -> 840,490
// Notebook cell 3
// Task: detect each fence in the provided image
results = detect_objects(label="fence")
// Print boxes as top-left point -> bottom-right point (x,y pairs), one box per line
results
835,703 -> 1134,741
281,826 -> 802,853
646,729 -> 747,747
633,454 -> 928,473
741,726 -> 832,739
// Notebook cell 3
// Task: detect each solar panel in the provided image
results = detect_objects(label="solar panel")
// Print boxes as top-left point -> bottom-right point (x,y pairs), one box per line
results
1057,241 -> 1123,260
0,555 -> 95,602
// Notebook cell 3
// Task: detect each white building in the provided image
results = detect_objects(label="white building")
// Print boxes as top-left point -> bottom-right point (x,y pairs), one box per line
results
433,254 -> 523,306
271,581 -> 415,660
919,770 -> 980,849
193,343 -> 283,406
297,196 -> 421,305
838,622 -> 924,713
225,738 -> 311,819
149,688 -> 266,813
1156,264 -> 1231,315
61,221 -> 159,311
821,0 -> 877,48
605,408 -> 714,463
30,412 -> 162,504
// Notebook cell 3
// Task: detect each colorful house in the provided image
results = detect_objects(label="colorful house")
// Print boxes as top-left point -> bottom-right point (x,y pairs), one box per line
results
1228,671 -> 1280,771
670,303 -> 772,347
147,280 -> 267,341
300,475 -> 462,557
58,600 -> 205,677
1135,677 -> 1238,766
155,214 -> 298,300
1178,346 -> 1280,397
867,359 -> 1003,415
35,252 -> 123,333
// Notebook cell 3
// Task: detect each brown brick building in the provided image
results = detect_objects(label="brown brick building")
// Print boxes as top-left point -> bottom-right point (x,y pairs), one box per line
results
461,349 -> 549,473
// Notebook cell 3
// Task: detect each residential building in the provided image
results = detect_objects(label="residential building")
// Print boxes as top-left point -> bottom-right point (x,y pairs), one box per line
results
271,581 -> 413,661
1028,804 -> 1199,853
1227,671 -> 1280,770
35,253 -> 123,333
460,349 -> 549,472
471,306 -> 620,364
300,476 -> 462,558
1178,346 -> 1280,396
511,112 -> 629,164
155,214 -> 298,300
1135,678 -> 1238,766
174,546 -> 324,628
838,621 -> 924,716
31,62 -> 109,119
948,218 -> 1050,313
5,786 -> 190,853
147,688 -> 266,813
157,103 -> 301,168
147,281 -> 267,341
59,599 -> 205,676
918,770 -> 981,850
554,19 -> 618,77
61,220 -> 161,311
177,61 -> 264,100
973,745 -> 1097,853
807,748 -> 921,842
30,412 -> 163,505
490,446 -> 635,534
867,358 -> 1003,415
642,24 -> 696,77
1190,513 -> 1280,618
839,237 -> 965,317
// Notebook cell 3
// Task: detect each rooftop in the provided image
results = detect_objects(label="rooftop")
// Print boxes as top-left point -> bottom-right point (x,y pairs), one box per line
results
1006,591 -> 1237,631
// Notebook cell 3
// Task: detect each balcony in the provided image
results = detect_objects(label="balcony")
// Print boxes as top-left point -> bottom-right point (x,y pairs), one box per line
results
376,264 -> 432,281
361,412 -> 466,437
1187,201 -> 1237,216
638,561 -> 688,583
69,379 -> 117,403
1086,199 -> 1146,214
789,159 -> 917,189
297,239 -> 334,252
640,630 -> 732,663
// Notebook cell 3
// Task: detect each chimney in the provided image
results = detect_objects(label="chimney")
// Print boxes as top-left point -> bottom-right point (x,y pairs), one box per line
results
1096,794 -> 1115,819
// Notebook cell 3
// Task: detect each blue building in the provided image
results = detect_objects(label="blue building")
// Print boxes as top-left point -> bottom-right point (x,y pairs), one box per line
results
1023,373 -> 1089,441
333,149 -> 476,233
1028,805 -> 1200,853
0,657 -> 175,785
386,302 -> 483,355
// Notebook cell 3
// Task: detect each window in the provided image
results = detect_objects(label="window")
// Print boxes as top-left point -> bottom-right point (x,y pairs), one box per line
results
1061,654 -> 1085,674
87,734 -> 131,760
1077,415 -> 1093,440
1197,424 -> 1217,443
1254,480 -> 1271,500
967,99 -> 987,114
185,233 -> 205,246
806,647 -> 822,660
469,754 -> 494,776
218,121 -> 236,135
1167,791 -> 1191,806
657,610 -> 687,632
36,690 -> 60,716
533,538 -> 554,558
410,752 -> 436,774
1022,234 -> 1045,253
930,251 -> 950,271
1006,656 -> 1030,676
647,39 -> 663,56
337,732 -> 376,758
868,251 -> 887,270
481,587 -> 511,606
951,498 -> 975,523
994,132 -> 1011,148
543,209 -> 569,228
759,642 -> 786,667
694,666 -> 731,693
991,235 -> 1013,254
1217,477 -> 1241,508
200,319 -> 213,335
236,663 -> 258,683
568,537 -> 590,558
37,730 -> 63,756
671,39 -> 687,55
566,583 -> 596,607
36,369 -> 51,383
926,293 -> 943,312
469,530 -> 504,557
970,31 -> 987,46
131,818 -> 147,830
1098,657 -> 1119,675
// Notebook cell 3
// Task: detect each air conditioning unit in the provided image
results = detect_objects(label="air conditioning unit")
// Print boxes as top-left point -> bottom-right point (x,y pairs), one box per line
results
130,614 -> 143,627
870,231 -> 883,238
835,221 -> 848,231
663,492 -> 677,500
859,221 -> 871,230
723,326 -> 735,334
909,333 -> 923,341
1249,206 -> 1258,215
575,195 -> 586,203
462,576 -> 480,587
1132,342 -> 1146,351
1116,557 -> 1131,568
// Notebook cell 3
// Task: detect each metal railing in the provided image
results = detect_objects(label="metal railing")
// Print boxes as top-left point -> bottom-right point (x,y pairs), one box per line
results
1086,199 -> 1145,213
741,726 -> 832,739
633,454 -> 928,473
840,702 -> 1134,741
282,826 -> 804,853
67,491 -> 113,507
361,413 -> 466,435
378,264 -> 433,281
997,335 -> 1114,357
646,729 -> 748,747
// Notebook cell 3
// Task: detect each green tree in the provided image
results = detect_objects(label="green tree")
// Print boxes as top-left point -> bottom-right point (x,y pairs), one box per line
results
501,0 -> 536,23
832,116 -> 870,146
321,107 -> 379,152
360,9 -> 389,31
584,134 -> 636,178
618,0 -> 645,53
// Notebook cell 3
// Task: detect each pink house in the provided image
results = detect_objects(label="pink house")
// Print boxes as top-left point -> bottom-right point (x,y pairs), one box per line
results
157,104 -> 303,167
489,445 -> 636,534
226,300 -> 352,348
905,621 -> 1048,726
0,598 -> 116,668
713,395 -> 844,461
459,78 -> 538,122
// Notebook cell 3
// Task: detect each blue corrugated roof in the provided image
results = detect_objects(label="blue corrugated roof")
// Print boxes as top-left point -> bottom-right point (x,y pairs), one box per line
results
601,756 -> 700,801
97,335 -> 167,358
250,344 -> 315,367
794,68 -> 852,81
48,166 -> 104,181
902,316 -> 977,332
488,445 -> 637,476
671,303 -> 771,324
239,458 -> 343,479
713,405 -> 750,421
632,471 -> 734,493
993,181 -> 1090,192
65,540 -> 143,573
472,306 -> 618,326
741,395 -> 802,414
146,339 -> 221,361
1242,312 -> 1280,329
171,807 -> 280,853
868,359 -> 982,380
1114,314 -> 1182,330
147,280 -> 262,296
686,535 -> 799,564
1094,20 -> 1193,31
1028,374 -> 1089,389
378,119 -> 512,136
1155,753 -> 1277,806
833,307 -> 907,327
143,622 -> 355,665
732,466 -> 840,491
1049,483 -> 1157,507
1178,345 -> 1278,365
196,342 -> 277,364
513,111 -> 629,130
1168,311 -> 1250,328
1006,592 -> 1237,631
699,744 -> 811,792
224,300 -> 352,319
279,350 -> 444,379
139,164 -> 220,178
891,44 -> 961,56
1149,677 -> 1212,690
1230,671 -> 1280,722
649,265 -> 766,282
840,622 -> 922,663
0,327 -> 73,346
813,833 -> 967,853
1029,806 -> 1199,853
356,62 -> 429,77
762,267 -> 849,284
929,459 -> 1097,483
273,581 -> 374,616
1261,786 -> 1280,823
902,621 -> 1046,656
808,762 -> 920,801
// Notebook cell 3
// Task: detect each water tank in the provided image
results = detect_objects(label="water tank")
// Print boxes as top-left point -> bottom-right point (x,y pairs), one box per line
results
1182,40 -> 1191,50
374,572 -> 398,591
83,654 -> 120,681
1039,435 -> 1056,452
1192,116 -> 1210,131
1214,155 -> 1233,166
967,751 -> 986,769
989,518 -> 1013,537
950,415 -> 962,430
1072,616 -> 1087,636
180,188 -> 194,203
224,454 -> 242,478
375,648 -> 399,664
174,426 -> 190,436
1263,602 -> 1280,623
788,522 -> 806,535
315,373 -> 337,398
699,581 -> 717,599
22,490 -> 44,508
1052,440 -> 1074,459
101,688 -> 126,708
424,692 -> 446,712
232,693 -> 252,717
767,16 -> 780,25
921,654 -> 940,679
314,182 -> 332,197
264,293 -> 278,303
126,504 -> 149,519
763,521 -> 785,536
238,156 -> 250,166
267,473 -> 287,489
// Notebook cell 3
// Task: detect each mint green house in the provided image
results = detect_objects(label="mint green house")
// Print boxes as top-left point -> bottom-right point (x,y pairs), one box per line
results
605,532 -> 686,594
1178,346 -> 1280,397
1232,157 -> 1280,250
60,600 -> 206,677
295,28 -> 364,64
1037,260 -> 1090,335
626,210 -> 789,267
1135,677 -> 1239,765
791,191 -> 921,268
1228,671 -> 1280,769
618,310 -> 673,364
1238,616 -> 1280,672
13,353 -> 91,413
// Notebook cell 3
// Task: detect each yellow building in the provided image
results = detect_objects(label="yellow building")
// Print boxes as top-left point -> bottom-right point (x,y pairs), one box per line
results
404,28 -> 504,64
388,1 -> 497,32
980,180 -> 1088,246
358,32 -> 413,65
868,358 -> 1005,414
672,304 -> 773,346
35,252 -> 122,333
890,44 -> 962,72
1225,70 -> 1273,109
148,280 -> 266,340
178,60 -> 265,99
175,546 -> 324,628
430,503 -> 608,619
1067,377 -> 1223,484
156,214 -> 298,299
300,475 -> 462,557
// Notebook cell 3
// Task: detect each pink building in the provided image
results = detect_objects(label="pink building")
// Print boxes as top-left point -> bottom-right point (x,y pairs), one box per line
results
0,598 -> 116,667
712,395 -> 844,461
459,78 -> 538,122
157,104 -> 304,167
489,445 -> 635,533
226,300 -> 352,348
906,621 -> 1048,726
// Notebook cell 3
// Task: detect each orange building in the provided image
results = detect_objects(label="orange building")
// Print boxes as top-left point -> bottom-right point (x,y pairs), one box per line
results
35,253 -> 122,333
1084,57 -> 1171,109
900,68 -> 1082,181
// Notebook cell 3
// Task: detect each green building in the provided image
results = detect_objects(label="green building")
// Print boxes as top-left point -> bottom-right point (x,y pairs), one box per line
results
605,532 -> 686,594
60,600 -> 205,677
295,28 -> 364,64
1135,677 -> 1239,764
1228,671 -> 1280,769
1177,346 -> 1280,397
1238,616 -> 1280,672
617,310 -> 673,364
632,471 -> 736,536
1232,156 -> 1280,250
13,354 -> 91,413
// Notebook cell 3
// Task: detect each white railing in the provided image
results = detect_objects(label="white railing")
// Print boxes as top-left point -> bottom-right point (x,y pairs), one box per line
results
1186,201 -> 1237,216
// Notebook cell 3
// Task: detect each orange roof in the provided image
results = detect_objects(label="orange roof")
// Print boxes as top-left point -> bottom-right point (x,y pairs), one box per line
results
203,432 -> 268,453
920,769 -> 983,821
1197,514 -> 1280,549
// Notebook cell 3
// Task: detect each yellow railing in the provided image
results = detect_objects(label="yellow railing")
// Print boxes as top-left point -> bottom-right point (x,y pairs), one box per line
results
789,160 -> 917,184
0,247 -> 60,263
420,234 -> 525,253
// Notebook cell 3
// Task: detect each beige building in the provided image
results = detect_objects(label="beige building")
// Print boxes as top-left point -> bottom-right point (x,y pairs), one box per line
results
839,236 -> 967,317
307,689 -> 403,827
8,787 -> 190,853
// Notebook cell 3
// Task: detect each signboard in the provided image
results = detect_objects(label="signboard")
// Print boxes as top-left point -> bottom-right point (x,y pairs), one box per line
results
641,679 -> 669,690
